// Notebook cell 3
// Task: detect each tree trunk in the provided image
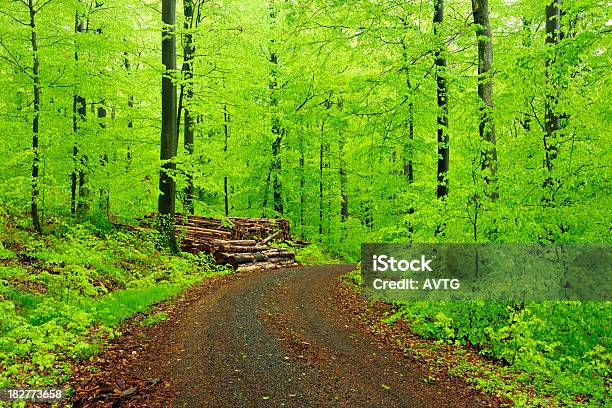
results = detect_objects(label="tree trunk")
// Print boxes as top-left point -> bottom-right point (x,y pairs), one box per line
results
319,98 -> 333,236
71,11 -> 86,215
269,2 -> 283,215
339,134 -> 348,222
223,104 -> 229,216
124,52 -> 134,171
319,138 -> 324,236
472,0 -> 498,198
401,31 -> 415,235
271,129 -> 283,214
521,17 -> 532,131
299,129 -> 305,238
544,0 -> 561,177
183,0 -> 195,215
28,0 -> 42,235
338,97 -> 348,222
98,104 -> 110,217
434,0 -> 449,236
158,0 -> 178,252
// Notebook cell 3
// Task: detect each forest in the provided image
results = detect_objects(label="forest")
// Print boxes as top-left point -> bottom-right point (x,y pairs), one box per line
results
0,0 -> 610,406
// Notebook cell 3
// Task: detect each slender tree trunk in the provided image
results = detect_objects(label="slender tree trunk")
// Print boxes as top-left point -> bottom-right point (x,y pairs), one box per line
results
98,104 -> 110,217
319,135 -> 324,236
472,0 -> 498,199
299,131 -> 305,239
405,103 -> 415,235
269,2 -> 283,215
402,98 -> 414,187
28,0 -> 42,235
271,128 -> 283,214
158,0 -> 178,252
319,97 -> 333,236
558,8 -> 573,131
223,104 -> 230,217
337,97 -> 348,222
339,134 -> 348,222
77,153 -> 89,214
76,4 -> 105,216
124,52 -> 134,171
183,0 -> 195,215
521,17 -> 532,131
544,0 -> 561,178
434,0 -> 449,236
71,12 -> 86,215
262,166 -> 271,217
401,32 -> 415,235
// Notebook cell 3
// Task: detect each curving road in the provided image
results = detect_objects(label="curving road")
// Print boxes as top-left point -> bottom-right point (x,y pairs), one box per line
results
123,265 -> 498,407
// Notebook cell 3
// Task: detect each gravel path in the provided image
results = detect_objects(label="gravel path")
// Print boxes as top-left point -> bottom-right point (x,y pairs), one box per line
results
110,265 -> 497,407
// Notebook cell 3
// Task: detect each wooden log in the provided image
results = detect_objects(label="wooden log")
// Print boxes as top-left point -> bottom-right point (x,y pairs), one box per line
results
176,222 -> 230,232
236,261 -> 279,272
260,230 -> 281,245
176,225 -> 231,237
178,224 -> 228,232
179,232 -> 224,240
213,239 -> 257,246
175,216 -> 230,229
213,251 -> 248,264
262,249 -> 294,258
218,244 -> 268,253
267,256 -> 296,264
222,252 -> 268,267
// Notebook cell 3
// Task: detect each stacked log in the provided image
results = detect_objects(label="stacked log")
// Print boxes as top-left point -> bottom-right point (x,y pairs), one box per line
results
215,247 -> 295,268
171,214 -> 297,272
230,218 -> 292,241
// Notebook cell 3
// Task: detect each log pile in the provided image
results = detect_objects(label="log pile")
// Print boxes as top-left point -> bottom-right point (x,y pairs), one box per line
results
173,214 -> 297,272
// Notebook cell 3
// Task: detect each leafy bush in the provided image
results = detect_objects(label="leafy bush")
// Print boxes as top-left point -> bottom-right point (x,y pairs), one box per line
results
392,299 -> 611,406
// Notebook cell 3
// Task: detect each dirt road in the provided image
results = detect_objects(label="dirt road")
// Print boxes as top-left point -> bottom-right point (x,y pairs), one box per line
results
71,265 -> 500,407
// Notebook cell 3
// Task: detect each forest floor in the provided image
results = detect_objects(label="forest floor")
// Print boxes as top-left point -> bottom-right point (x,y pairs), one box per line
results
66,265 -> 512,407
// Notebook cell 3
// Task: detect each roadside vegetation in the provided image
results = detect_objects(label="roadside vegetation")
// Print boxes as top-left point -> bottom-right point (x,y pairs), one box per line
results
344,267 -> 611,407
0,216 -> 231,388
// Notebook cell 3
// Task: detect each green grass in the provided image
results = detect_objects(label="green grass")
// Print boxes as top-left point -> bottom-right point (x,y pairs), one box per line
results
89,282 -> 191,326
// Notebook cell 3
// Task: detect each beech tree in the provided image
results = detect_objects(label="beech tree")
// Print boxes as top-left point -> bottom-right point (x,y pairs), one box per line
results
28,0 -> 43,234
434,0 -> 449,236
180,0 -> 198,216
471,0 -> 498,198
543,0 -> 561,190
269,0 -> 284,216
71,6 -> 87,215
159,0 -> 178,252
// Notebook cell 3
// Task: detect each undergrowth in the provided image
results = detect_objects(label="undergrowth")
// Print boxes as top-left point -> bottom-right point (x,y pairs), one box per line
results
345,267 -> 611,407
277,241 -> 340,265
0,217 -> 231,388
